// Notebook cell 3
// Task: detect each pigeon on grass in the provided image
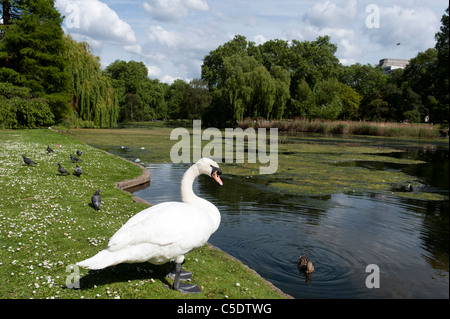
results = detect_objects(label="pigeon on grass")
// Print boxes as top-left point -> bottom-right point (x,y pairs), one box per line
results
73,165 -> 82,177
22,156 -> 37,166
57,163 -> 70,176
70,154 -> 82,163
91,189 -> 101,211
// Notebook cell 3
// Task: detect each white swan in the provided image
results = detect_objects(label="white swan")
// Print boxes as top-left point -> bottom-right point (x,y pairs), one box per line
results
77,158 -> 223,293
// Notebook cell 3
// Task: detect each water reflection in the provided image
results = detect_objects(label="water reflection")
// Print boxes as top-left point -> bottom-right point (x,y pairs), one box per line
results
131,159 -> 449,299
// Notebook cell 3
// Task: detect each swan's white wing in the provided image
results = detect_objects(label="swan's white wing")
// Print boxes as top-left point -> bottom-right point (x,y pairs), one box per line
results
106,202 -> 214,252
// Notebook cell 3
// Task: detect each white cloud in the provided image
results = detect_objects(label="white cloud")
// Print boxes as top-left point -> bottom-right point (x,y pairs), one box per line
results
124,44 -> 143,55
146,22 -> 226,53
304,0 -> 358,28
339,39 -> 360,65
143,0 -> 209,22
141,20 -> 226,82
161,75 -> 180,84
295,1 -> 363,65
303,26 -> 355,40
185,0 -> 209,11
147,25 -> 181,47
56,0 -> 136,45
364,5 -> 439,50
146,65 -> 161,77
253,34 -> 267,45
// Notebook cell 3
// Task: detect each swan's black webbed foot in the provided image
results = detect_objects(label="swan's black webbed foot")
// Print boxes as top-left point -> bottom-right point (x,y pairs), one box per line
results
167,269 -> 193,281
174,282 -> 202,293
172,263 -> 202,293
165,262 -> 193,281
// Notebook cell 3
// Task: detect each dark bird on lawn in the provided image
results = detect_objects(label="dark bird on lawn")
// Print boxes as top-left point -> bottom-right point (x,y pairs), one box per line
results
22,156 -> 37,166
57,163 -> 70,176
76,150 -> 83,156
70,153 -> 82,163
91,189 -> 101,211
73,165 -> 82,177
298,254 -> 314,274
47,146 -> 54,153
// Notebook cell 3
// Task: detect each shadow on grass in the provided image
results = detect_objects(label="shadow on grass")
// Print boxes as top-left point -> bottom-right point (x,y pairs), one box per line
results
75,262 -> 174,290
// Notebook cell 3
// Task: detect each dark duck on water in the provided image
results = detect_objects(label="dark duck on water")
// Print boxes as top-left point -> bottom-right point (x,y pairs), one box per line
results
298,254 -> 314,274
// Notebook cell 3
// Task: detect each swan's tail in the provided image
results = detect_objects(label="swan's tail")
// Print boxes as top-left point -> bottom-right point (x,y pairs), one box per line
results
77,249 -> 120,270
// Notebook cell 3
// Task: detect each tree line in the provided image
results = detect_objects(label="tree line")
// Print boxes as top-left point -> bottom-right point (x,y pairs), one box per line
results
201,12 -> 448,127
1,1 -> 448,129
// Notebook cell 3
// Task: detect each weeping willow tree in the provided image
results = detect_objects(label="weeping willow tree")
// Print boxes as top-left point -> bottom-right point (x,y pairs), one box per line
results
209,54 -> 289,124
64,35 -> 118,128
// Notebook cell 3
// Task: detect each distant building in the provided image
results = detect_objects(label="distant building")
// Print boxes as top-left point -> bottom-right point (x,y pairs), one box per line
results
379,58 -> 410,74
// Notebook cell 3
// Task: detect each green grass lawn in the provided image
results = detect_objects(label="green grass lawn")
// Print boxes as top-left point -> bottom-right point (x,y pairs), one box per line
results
0,129 -> 288,299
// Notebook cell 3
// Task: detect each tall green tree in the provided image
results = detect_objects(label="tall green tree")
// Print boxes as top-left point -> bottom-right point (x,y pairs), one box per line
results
0,0 -> 69,97
287,78 -> 314,117
1,0 -> 20,25
105,60 -> 168,121
434,6 -> 449,123
401,49 -> 437,109
181,78 -> 211,119
138,78 -> 168,120
166,79 -> 188,119
64,35 -> 118,127
339,63 -> 388,121
256,39 -> 294,72
337,82 -> 361,120
359,90 -> 389,122
211,54 -> 289,122
201,35 -> 258,90
218,54 -> 257,122
289,36 -> 341,89
270,65 -> 291,119
339,63 -> 387,98
383,68 -> 428,123
396,6 -> 449,124
309,78 -> 342,120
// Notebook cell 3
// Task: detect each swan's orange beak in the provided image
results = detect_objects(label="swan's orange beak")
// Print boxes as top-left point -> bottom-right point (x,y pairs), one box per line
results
212,171 -> 223,186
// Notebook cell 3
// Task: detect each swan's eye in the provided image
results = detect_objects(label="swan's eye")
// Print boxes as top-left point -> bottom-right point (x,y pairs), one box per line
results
210,165 -> 223,185
210,165 -> 222,175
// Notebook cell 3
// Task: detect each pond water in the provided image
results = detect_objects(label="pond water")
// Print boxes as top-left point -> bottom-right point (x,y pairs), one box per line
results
115,140 -> 448,299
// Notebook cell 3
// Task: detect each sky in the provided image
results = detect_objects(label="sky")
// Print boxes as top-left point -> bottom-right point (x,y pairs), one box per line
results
54,0 -> 448,84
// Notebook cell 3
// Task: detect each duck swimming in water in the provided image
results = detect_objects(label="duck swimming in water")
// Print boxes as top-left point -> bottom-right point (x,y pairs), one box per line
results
298,254 -> 314,274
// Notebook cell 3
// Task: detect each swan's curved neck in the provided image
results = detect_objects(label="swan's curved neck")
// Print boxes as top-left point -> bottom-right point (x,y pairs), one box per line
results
180,164 -> 200,203
180,164 -> 220,231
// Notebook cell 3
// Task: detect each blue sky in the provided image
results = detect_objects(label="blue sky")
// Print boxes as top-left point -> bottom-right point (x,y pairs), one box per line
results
55,0 -> 448,83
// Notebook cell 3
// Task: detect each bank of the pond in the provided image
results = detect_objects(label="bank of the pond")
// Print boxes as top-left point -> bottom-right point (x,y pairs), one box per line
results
0,129 -> 290,299
239,118 -> 449,139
